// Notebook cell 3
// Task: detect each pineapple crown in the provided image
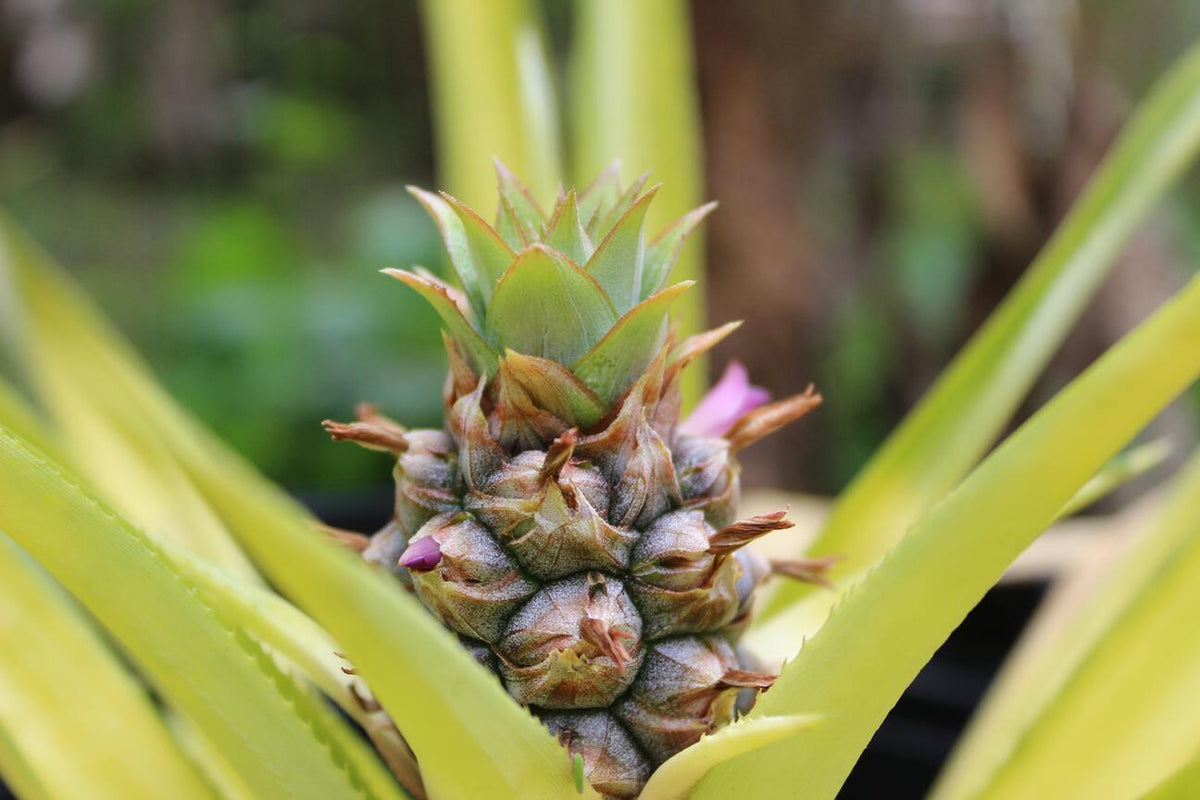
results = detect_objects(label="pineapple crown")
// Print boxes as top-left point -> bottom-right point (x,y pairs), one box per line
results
327,165 -> 828,796
391,161 -> 718,420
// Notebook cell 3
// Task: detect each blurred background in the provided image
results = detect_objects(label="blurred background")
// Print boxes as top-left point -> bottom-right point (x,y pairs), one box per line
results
3,2 -> 1200,797
2,0 -> 1198,497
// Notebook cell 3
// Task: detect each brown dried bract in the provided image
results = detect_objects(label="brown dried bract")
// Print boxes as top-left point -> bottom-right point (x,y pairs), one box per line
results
716,668 -> 777,691
313,521 -> 372,553
322,405 -> 409,455
708,510 -> 794,555
540,428 -> 579,484
442,331 -> 479,406
726,384 -> 822,452
579,616 -> 636,673
771,555 -> 843,589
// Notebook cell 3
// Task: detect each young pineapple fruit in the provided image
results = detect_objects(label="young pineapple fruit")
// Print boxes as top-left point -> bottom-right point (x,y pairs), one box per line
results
326,165 -> 824,798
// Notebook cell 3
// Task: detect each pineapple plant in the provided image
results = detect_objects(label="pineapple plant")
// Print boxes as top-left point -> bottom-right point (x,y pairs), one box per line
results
323,165 -> 827,797
1,10 -> 1200,799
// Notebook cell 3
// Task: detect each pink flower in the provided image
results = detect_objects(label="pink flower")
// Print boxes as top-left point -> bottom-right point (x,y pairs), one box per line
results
679,361 -> 770,438
398,536 -> 442,571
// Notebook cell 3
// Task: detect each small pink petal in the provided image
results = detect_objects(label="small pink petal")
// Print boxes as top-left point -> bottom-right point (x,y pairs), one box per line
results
398,536 -> 442,571
680,361 -> 771,438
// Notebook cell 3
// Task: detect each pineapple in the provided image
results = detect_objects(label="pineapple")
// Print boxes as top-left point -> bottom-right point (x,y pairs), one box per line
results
325,164 -> 824,798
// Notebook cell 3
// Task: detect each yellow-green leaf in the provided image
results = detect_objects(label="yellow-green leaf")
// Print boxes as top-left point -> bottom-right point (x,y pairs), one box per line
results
0,533 -> 210,800
0,427 -> 376,800
499,350 -> 607,429
1143,754 -> 1200,800
417,0 -> 561,211
384,268 -> 499,374
1057,437 -> 1172,517
639,715 -> 821,800
1,214 -> 581,799
576,163 -> 621,234
0,721 -> 51,800
642,202 -> 717,301
936,447 -> 1200,800
162,542 -> 417,800
931,445 -> 1200,800
693,276 -> 1200,799
407,186 -> 510,318
0,378 -> 55,457
758,36 -> 1200,622
165,712 -> 255,800
741,441 -> 1170,667
0,220 -> 260,583
544,190 -> 594,265
495,158 -> 548,245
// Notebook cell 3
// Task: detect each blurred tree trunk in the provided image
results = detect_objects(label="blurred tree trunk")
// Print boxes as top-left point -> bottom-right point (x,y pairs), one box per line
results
144,0 -> 227,166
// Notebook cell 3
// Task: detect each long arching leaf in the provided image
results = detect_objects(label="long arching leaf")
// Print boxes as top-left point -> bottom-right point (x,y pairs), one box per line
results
0,534 -> 211,800
162,543 -> 416,800
417,0 -> 561,210
0,379 -> 54,456
639,715 -> 821,800
758,37 -> 1200,622
1144,755 -> 1200,800
693,276 -> 1200,799
0,221 -> 261,583
934,448 -> 1200,800
741,440 -> 1175,665
0,722 -> 50,800
0,427 -> 383,800
930,445 -> 1197,800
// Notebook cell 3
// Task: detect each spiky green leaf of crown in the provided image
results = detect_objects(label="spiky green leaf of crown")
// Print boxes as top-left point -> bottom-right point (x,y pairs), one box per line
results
394,162 -> 714,408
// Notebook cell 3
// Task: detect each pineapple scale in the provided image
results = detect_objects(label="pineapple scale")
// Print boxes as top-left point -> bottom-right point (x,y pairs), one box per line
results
363,355 -> 774,800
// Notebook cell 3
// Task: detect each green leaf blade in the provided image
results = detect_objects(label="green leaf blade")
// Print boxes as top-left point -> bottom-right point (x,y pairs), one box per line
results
168,444 -> 583,800
937,448 -> 1200,800
572,281 -> 693,404
408,187 -> 513,317
1143,755 -> 1200,800
0,379 -> 55,457
0,428 -> 374,800
576,164 -> 621,234
571,0 -> 708,405
384,269 -> 499,374
759,37 -> 1200,622
499,350 -> 607,429
583,185 -> 658,314
694,276 -> 1200,800
0,221 -> 262,583
495,158 -> 548,244
544,190 -> 594,265
1,214 -> 575,799
163,542 -> 420,799
1057,438 -> 1172,518
417,0 -> 562,211
0,534 -> 211,800
932,447 -> 1195,800
642,202 -> 717,301
639,715 -> 821,800
485,245 -> 618,364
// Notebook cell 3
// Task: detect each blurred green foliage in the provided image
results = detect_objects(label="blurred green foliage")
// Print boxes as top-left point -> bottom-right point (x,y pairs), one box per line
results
0,1 -> 444,488
1,0 -> 1197,494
